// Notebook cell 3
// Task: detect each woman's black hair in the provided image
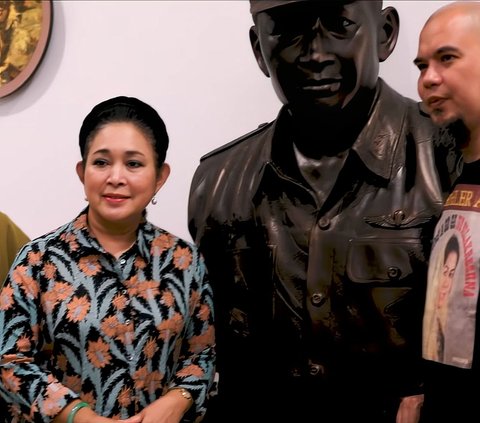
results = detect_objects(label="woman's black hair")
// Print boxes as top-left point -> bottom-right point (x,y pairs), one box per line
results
79,96 -> 169,168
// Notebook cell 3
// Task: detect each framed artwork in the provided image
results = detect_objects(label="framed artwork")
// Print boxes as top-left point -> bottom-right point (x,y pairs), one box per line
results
0,0 -> 52,98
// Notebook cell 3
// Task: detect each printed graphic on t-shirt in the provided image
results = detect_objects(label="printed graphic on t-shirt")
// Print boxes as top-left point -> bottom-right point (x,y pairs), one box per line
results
423,184 -> 480,368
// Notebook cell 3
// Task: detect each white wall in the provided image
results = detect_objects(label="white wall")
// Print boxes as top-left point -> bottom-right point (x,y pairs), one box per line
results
0,1 -> 453,243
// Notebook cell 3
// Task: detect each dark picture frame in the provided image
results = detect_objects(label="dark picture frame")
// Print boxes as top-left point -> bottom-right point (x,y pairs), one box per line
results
0,0 -> 52,98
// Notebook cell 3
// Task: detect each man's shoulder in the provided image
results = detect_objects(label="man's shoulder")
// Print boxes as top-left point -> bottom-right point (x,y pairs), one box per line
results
0,211 -> 11,227
379,81 -> 439,131
378,79 -> 423,111
199,121 -> 272,162
0,212 -> 26,236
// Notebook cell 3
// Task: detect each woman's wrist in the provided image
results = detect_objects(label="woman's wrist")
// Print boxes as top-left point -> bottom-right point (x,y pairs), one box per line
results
168,387 -> 193,402
67,402 -> 90,423
53,400 -> 93,423
166,387 -> 194,414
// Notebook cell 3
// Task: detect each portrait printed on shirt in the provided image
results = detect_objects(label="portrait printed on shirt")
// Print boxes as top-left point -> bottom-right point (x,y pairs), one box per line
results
423,184 -> 480,368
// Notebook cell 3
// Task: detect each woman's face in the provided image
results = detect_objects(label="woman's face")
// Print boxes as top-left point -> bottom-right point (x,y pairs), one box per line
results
437,250 -> 459,308
77,122 -> 168,229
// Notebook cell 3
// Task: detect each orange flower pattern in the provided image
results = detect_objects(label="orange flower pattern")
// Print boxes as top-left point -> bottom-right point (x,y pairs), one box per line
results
0,209 -> 215,422
86,339 -> 112,368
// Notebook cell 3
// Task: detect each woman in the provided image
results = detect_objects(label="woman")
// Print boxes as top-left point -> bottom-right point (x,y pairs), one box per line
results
423,234 -> 460,362
0,96 -> 215,423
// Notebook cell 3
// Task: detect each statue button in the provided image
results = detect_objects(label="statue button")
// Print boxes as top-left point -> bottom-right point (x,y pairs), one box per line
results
309,363 -> 325,377
392,209 -> 406,225
318,217 -> 330,230
290,367 -> 301,377
311,292 -> 326,306
387,266 -> 401,279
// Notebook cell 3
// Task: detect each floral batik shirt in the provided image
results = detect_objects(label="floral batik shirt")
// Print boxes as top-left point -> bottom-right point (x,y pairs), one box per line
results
0,209 -> 215,422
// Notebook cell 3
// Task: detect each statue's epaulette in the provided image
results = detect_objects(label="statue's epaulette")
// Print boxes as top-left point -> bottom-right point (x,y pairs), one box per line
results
200,121 -> 272,161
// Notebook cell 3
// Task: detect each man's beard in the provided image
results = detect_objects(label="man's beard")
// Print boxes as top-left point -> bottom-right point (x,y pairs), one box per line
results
444,119 -> 470,150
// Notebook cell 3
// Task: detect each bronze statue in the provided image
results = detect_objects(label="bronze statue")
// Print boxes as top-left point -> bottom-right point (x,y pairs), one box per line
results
189,1 -> 459,422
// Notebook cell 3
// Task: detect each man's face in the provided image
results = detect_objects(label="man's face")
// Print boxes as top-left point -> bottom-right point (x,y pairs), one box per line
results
416,7 -> 480,132
252,1 -> 387,114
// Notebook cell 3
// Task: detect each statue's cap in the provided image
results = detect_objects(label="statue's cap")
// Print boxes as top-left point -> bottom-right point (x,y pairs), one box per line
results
250,0 -> 308,16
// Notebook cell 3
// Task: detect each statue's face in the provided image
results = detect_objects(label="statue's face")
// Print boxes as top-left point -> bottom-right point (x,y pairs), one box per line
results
253,1 -> 387,114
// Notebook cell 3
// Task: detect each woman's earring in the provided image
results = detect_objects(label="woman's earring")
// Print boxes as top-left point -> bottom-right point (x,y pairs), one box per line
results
151,196 -> 157,205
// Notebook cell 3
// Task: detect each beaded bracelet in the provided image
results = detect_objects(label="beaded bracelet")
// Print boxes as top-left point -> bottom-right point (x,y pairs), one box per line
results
67,401 -> 90,423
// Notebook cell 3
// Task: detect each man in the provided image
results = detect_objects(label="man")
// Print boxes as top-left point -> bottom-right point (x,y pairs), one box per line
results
415,1 -> 480,421
189,1 -> 458,422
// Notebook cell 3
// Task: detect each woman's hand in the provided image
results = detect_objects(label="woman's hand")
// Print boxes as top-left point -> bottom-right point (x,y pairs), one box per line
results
53,401 -> 143,423
396,394 -> 424,423
126,390 -> 193,423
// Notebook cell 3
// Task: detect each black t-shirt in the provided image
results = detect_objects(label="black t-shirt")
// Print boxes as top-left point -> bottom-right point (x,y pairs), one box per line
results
422,159 -> 480,422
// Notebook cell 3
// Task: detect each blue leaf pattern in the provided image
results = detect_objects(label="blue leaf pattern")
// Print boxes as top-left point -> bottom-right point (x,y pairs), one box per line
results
0,209 -> 215,422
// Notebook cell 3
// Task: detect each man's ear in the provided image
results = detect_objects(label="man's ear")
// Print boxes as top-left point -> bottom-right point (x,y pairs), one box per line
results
249,25 -> 270,77
76,161 -> 85,184
378,6 -> 399,62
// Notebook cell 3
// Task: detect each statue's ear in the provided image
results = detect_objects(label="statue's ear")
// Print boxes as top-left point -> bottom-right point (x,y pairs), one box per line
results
378,6 -> 399,62
249,25 -> 270,77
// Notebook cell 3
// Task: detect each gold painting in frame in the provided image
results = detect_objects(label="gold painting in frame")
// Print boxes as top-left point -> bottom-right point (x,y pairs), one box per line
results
0,0 -> 52,98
